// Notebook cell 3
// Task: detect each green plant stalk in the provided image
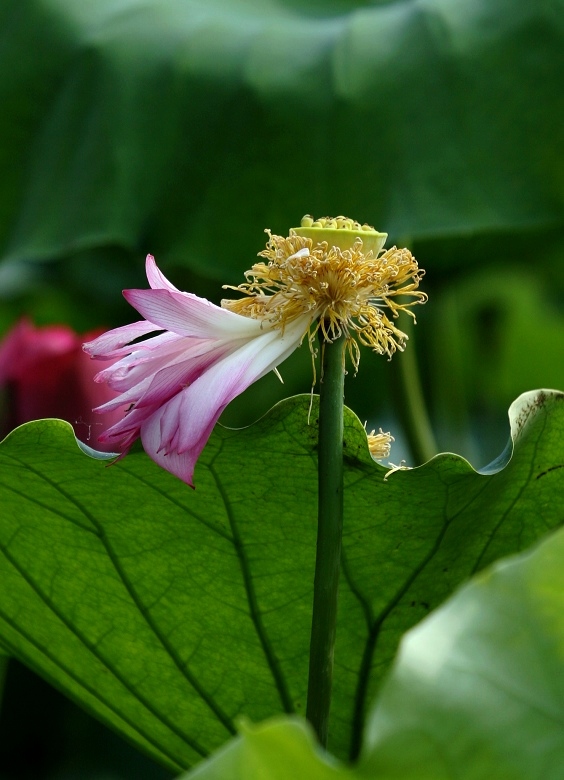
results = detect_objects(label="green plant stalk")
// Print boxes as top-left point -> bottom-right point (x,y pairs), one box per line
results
391,313 -> 437,464
306,333 -> 346,748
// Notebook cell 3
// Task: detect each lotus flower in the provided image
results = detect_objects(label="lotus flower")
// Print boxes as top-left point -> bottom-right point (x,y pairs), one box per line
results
85,217 -> 425,486
83,254 -> 311,486
0,318 -> 122,450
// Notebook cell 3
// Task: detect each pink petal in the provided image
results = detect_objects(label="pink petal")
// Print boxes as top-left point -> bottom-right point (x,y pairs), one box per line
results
83,320 -> 158,358
123,288 -> 264,340
98,405 -> 149,449
92,334 -> 191,389
145,254 -> 180,292
85,249 -> 312,484
95,337 -> 242,437
94,333 -> 234,395
135,344 -> 234,409
93,376 -> 153,415
139,314 -> 309,485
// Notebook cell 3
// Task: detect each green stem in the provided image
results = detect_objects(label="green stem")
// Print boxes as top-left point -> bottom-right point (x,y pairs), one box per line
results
391,314 -> 437,464
306,333 -> 346,748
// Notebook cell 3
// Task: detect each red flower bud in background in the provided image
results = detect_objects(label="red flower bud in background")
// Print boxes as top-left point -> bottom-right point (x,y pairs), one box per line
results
0,318 -> 123,451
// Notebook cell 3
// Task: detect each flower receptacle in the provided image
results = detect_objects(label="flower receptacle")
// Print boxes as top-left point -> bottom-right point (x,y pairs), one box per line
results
293,215 -> 387,255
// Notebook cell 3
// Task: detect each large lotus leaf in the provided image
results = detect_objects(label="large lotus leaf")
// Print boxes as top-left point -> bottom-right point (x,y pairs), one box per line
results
182,717 -> 350,780
0,389 -> 562,772
2,0 -> 564,280
359,524 -> 564,779
178,524 -> 564,779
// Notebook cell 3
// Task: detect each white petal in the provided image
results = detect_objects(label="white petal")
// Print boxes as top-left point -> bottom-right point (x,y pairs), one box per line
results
124,288 -> 267,340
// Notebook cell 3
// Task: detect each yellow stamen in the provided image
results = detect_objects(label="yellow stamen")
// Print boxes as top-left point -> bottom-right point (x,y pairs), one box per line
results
366,427 -> 394,460
221,215 -> 427,371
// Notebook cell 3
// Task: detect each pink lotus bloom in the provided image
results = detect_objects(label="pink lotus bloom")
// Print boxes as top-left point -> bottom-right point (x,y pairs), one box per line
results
0,318 -> 122,450
83,255 -> 310,486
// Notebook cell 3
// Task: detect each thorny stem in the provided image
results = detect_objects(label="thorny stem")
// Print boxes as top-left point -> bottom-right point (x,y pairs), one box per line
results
306,332 -> 346,748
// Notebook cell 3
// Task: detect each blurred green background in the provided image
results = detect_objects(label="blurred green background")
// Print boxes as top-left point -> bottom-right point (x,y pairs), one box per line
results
1,0 -> 563,776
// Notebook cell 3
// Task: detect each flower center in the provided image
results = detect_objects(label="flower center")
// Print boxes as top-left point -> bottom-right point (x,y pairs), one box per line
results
222,215 -> 427,368
293,215 -> 388,256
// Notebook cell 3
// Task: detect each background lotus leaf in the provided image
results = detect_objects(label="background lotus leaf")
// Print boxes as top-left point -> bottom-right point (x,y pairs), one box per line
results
2,0 -> 564,279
